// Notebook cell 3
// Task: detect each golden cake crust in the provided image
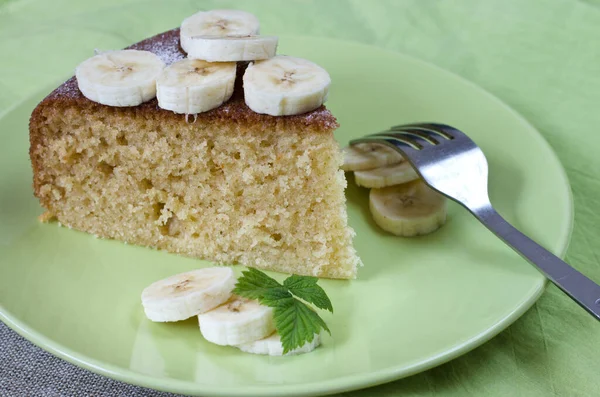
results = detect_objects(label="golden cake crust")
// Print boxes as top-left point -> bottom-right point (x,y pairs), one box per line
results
30,28 -> 338,132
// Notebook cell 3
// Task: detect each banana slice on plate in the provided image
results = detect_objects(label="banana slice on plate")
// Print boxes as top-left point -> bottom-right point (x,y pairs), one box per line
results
180,9 -> 260,54
237,332 -> 321,356
198,296 -> 275,346
354,161 -> 419,188
141,267 -> 236,322
243,55 -> 331,116
185,35 -> 278,62
341,143 -> 404,171
369,180 -> 447,237
156,58 -> 236,114
75,50 -> 165,107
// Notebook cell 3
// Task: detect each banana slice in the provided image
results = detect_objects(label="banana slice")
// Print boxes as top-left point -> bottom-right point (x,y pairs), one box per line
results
354,161 -> 419,188
237,332 -> 321,356
198,296 -> 275,346
156,58 -> 236,114
185,35 -> 278,62
180,9 -> 260,54
141,267 -> 236,322
243,55 -> 331,116
75,50 -> 165,107
341,143 -> 404,171
369,180 -> 447,237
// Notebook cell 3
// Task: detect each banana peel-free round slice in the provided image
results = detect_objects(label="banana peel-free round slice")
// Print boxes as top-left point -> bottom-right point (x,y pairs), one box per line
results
76,50 -> 165,107
369,180 -> 447,237
243,55 -> 331,116
237,332 -> 321,356
156,59 -> 237,114
141,267 -> 236,322
185,35 -> 278,62
354,161 -> 419,188
180,9 -> 260,54
341,143 -> 404,172
198,296 -> 275,346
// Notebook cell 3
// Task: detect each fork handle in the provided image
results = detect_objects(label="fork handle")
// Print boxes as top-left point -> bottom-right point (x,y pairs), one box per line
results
476,206 -> 600,320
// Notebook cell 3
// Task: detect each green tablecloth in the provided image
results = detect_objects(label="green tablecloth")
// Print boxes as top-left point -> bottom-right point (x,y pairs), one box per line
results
1,0 -> 599,395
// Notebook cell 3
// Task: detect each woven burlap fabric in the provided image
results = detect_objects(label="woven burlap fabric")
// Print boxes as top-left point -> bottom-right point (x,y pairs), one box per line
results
0,322 -> 179,397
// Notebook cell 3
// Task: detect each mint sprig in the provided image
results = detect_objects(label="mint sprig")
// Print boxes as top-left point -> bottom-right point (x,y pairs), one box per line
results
232,267 -> 281,300
283,275 -> 333,312
233,268 -> 332,354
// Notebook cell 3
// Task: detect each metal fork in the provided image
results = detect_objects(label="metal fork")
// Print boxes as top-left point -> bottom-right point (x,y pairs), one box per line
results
351,122 -> 600,321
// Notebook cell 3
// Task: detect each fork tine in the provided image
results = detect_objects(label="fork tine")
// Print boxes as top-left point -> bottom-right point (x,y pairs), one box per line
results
366,130 -> 424,150
350,134 -> 422,151
391,123 -> 458,140
378,128 -> 440,145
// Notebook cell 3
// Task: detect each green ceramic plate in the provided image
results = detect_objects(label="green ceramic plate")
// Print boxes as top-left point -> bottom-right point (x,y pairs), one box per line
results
0,36 -> 572,396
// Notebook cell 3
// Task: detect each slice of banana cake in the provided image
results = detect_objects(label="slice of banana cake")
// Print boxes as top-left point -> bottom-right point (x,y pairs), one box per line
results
29,27 -> 360,279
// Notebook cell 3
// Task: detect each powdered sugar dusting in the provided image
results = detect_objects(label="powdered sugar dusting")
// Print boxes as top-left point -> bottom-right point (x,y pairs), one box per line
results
298,106 -> 338,129
129,29 -> 185,66
48,76 -> 80,100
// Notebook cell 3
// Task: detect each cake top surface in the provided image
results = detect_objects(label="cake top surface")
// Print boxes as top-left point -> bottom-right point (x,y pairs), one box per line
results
42,28 -> 338,131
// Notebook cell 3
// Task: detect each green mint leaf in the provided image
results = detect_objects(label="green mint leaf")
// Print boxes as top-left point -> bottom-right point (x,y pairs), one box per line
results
274,297 -> 331,354
283,275 -> 333,313
232,268 -> 282,300
258,287 -> 292,306
233,268 -> 334,354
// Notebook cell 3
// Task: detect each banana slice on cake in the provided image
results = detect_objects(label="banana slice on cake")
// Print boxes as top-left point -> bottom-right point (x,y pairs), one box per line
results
141,267 -> 236,322
180,9 -> 260,54
156,58 -> 236,114
185,35 -> 278,62
75,50 -> 165,107
198,296 -> 275,346
341,143 -> 404,171
243,55 -> 331,116
354,161 -> 419,188
369,180 -> 447,237
237,332 -> 321,356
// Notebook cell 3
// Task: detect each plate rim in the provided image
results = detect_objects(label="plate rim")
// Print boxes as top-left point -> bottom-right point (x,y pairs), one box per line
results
0,35 -> 574,397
